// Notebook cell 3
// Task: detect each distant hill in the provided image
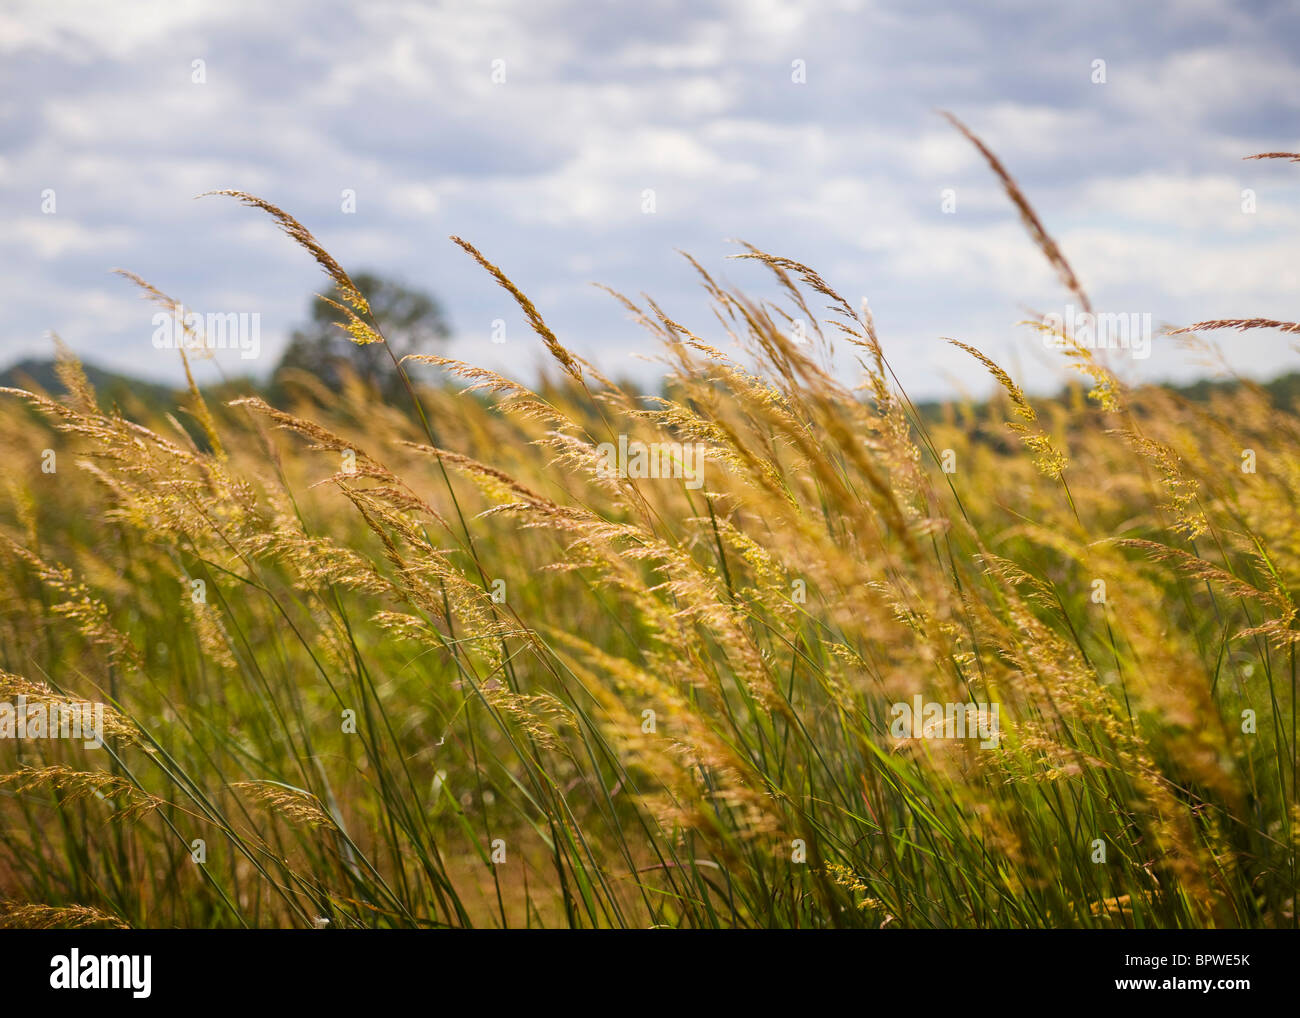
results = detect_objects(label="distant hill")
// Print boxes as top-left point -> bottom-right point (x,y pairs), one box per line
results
908,371 -> 1300,421
0,357 -> 180,414
4,356 -> 1300,423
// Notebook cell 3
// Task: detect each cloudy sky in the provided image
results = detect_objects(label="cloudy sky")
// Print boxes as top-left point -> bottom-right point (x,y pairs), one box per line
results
1,0 -> 1298,399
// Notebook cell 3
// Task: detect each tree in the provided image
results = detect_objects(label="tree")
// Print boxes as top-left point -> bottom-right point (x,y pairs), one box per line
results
274,272 -> 450,400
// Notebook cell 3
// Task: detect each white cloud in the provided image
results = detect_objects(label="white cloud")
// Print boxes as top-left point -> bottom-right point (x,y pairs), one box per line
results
6,218 -> 134,259
1,0 -> 1297,399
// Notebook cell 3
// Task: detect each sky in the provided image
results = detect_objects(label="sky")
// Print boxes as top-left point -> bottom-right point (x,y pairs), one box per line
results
1,0 -> 1298,400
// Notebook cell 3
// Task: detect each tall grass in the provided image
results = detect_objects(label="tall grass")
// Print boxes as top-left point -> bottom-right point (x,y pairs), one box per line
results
0,120 -> 1296,928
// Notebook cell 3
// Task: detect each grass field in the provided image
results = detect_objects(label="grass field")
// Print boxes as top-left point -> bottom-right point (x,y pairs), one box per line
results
0,123 -> 1296,929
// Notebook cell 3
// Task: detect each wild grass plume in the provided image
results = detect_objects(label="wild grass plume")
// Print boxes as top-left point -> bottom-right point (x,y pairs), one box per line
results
0,120 -> 1296,929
